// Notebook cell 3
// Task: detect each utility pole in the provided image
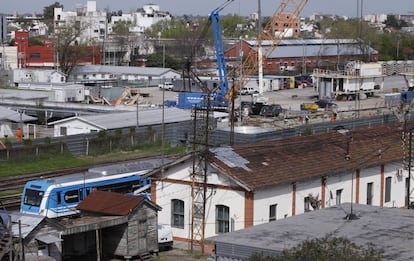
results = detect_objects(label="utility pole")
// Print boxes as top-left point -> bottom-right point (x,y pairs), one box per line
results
257,0 -> 264,95
407,131 -> 412,209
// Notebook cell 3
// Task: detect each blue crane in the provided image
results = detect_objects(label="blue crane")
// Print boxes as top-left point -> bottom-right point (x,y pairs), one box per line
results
176,1 -> 233,110
209,0 -> 233,106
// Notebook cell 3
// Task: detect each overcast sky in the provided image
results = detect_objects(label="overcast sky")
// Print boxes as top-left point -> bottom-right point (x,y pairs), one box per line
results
2,0 -> 414,17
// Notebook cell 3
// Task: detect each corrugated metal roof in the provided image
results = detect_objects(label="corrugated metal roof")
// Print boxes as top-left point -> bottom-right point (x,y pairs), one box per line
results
50,107 -> 228,130
0,106 -> 37,122
208,204 -> 414,261
244,38 -> 377,58
35,234 -> 62,244
245,39 -> 357,46
58,215 -> 127,235
0,210 -> 44,239
77,190 -> 146,216
264,44 -> 377,58
0,89 -> 49,100
208,123 -> 403,191
76,65 -> 178,76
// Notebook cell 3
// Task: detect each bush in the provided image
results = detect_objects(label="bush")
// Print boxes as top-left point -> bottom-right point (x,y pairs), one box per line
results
23,139 -> 32,146
247,237 -> 383,261
44,136 -> 51,145
97,130 -> 107,139
4,140 -> 12,148
115,129 -> 122,137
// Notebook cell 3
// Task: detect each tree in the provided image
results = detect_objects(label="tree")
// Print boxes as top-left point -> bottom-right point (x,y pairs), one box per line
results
43,2 -> 63,20
385,15 -> 408,30
43,2 -> 63,33
54,20 -> 87,77
325,18 -> 379,63
146,52 -> 180,70
247,237 -> 383,261
110,20 -> 137,65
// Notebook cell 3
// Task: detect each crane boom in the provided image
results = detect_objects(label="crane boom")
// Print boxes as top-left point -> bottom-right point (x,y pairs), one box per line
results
233,0 -> 308,98
209,0 -> 233,104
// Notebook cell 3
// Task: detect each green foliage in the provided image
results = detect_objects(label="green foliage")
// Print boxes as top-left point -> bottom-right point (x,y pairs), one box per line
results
97,130 -> 107,139
43,2 -> 63,21
146,15 -> 256,40
220,14 -> 256,38
247,237 -> 383,261
146,19 -> 195,39
385,15 -> 408,30
23,139 -> 32,147
146,52 -> 181,70
112,20 -> 132,34
4,140 -> 12,149
44,137 -> 51,145
316,16 -> 414,61
114,129 -> 122,138
29,36 -> 45,46
53,19 -> 88,76
0,154 -> 87,177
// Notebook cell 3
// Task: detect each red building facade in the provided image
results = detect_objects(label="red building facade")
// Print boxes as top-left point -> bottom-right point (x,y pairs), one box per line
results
14,31 -> 101,69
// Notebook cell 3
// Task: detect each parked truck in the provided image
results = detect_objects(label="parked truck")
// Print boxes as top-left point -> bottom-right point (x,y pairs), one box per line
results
313,62 -> 384,100
158,82 -> 174,91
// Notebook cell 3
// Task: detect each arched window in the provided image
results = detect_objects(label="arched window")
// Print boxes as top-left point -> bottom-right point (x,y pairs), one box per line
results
216,205 -> 229,233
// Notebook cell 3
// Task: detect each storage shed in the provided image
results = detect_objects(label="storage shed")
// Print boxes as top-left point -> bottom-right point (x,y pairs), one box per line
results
74,190 -> 162,260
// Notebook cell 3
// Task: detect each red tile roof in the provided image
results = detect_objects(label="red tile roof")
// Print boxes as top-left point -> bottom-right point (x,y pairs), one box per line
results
76,190 -> 145,216
208,123 -> 404,191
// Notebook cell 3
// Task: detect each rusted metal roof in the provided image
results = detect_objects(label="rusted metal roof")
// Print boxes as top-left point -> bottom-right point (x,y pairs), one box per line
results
208,123 -> 404,191
77,190 -> 147,216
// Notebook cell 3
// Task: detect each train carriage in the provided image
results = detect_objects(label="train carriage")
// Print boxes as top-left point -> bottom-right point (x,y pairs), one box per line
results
21,159 -> 166,218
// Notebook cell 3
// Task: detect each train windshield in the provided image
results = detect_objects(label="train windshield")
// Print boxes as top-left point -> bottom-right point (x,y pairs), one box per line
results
23,189 -> 44,207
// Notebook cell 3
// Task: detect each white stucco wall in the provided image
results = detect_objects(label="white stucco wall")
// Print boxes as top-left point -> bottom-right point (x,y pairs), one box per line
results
324,172 -> 353,208
384,162 -> 407,208
295,177 -> 323,214
156,160 -> 409,241
155,161 -> 246,239
53,119 -> 102,136
358,166 -> 381,206
254,184 -> 292,225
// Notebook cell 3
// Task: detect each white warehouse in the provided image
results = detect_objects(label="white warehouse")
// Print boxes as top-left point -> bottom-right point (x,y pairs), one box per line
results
149,123 -> 409,248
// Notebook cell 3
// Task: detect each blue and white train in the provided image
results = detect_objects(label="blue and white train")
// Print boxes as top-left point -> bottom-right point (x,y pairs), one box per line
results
20,159 -> 166,218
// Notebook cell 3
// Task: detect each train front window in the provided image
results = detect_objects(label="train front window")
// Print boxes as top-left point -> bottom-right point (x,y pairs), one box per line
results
24,189 -> 44,207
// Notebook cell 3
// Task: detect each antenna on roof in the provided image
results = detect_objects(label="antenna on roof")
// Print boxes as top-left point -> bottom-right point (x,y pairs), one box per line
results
338,130 -> 359,221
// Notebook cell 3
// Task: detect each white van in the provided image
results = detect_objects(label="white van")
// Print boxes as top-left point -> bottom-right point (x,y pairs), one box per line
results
158,224 -> 173,250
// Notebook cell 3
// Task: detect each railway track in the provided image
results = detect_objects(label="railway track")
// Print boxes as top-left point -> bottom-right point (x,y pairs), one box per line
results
0,167 -> 91,211
0,195 -> 22,211
0,166 -> 91,194
0,154 -> 181,211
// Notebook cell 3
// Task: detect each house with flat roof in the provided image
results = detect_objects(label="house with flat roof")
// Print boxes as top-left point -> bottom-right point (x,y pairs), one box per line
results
71,65 -> 181,86
49,107 -> 227,136
207,203 -> 414,261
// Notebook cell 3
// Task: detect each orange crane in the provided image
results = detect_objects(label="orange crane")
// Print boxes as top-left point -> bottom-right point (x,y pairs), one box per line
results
228,0 -> 308,103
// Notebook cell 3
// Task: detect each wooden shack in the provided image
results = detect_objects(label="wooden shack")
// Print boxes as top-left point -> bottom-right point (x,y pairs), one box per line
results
75,190 -> 161,260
